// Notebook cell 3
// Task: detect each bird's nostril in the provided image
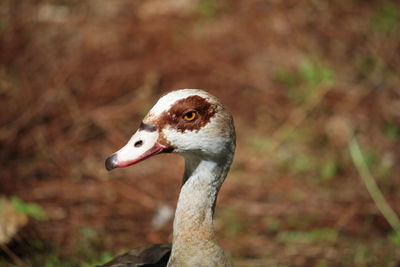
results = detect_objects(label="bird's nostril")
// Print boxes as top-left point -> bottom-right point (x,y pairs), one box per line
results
134,140 -> 143,147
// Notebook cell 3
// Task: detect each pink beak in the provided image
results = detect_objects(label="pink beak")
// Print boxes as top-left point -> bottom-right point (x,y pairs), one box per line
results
105,123 -> 165,171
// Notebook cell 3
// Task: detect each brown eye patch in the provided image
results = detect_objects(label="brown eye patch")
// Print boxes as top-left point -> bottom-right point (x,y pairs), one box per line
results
149,95 -> 217,133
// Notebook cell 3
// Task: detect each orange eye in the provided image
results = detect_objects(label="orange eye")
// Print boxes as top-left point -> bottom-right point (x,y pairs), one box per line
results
183,111 -> 197,121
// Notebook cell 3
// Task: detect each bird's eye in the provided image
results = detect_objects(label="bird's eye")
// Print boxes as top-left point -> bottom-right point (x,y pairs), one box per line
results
183,110 -> 197,121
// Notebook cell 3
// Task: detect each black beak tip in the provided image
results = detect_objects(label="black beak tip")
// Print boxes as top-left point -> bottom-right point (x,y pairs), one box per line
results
105,154 -> 118,171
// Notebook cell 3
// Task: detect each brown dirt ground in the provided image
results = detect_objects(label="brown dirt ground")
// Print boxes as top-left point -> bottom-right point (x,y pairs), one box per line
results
1,0 -> 400,266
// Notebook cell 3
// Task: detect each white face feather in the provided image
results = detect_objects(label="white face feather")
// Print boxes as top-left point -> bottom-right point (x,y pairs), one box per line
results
162,121 -> 230,156
147,89 -> 213,118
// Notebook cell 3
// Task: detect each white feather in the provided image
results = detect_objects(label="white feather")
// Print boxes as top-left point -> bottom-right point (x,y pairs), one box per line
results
148,89 -> 212,117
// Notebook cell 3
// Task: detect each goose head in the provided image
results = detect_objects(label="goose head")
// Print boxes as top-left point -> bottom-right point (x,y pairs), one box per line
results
105,89 -> 235,170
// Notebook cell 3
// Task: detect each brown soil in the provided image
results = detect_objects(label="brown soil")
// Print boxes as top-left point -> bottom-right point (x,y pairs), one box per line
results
1,0 -> 400,266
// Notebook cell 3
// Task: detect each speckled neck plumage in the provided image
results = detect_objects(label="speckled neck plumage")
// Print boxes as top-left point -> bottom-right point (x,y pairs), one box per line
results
168,145 -> 235,267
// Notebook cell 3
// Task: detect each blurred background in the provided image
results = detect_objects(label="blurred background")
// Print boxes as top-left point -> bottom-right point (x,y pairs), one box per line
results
1,0 -> 400,266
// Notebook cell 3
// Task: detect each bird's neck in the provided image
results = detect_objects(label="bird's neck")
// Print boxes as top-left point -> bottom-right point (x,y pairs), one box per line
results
174,157 -> 226,241
168,150 -> 233,266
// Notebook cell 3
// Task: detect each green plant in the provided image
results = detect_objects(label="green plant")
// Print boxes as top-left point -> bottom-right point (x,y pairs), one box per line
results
319,158 -> 339,181
276,228 -> 338,244
247,134 -> 272,153
353,245 -> 372,266
349,136 -> 400,236
299,59 -> 335,90
264,217 -> 282,232
274,59 -> 335,103
83,252 -> 113,267
388,231 -> 400,246
371,2 -> 400,33
11,196 -> 47,221
292,155 -> 313,174
26,228 -> 113,267
383,123 -> 399,142
196,0 -> 230,19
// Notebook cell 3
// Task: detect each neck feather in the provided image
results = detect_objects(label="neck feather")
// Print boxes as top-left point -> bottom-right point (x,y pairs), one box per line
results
168,145 -> 234,266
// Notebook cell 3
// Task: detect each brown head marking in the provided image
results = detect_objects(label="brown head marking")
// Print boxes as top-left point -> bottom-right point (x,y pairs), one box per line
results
148,95 -> 217,133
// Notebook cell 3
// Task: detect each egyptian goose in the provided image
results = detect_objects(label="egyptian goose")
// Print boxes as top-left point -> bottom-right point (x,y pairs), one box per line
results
102,89 -> 236,267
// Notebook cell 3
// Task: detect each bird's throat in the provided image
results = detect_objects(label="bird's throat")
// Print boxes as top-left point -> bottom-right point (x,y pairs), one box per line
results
168,153 -> 233,266
174,158 -> 222,240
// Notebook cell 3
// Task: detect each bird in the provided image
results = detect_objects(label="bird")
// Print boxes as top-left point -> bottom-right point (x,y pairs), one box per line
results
102,89 -> 236,267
